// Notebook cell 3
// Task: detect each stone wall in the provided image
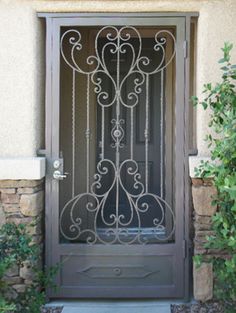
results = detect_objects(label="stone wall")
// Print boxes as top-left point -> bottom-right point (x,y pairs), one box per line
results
191,177 -> 219,302
0,179 -> 44,298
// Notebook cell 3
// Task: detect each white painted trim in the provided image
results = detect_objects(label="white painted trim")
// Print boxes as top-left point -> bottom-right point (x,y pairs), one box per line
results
189,156 -> 211,178
0,157 -> 46,180
0,155 -> 213,180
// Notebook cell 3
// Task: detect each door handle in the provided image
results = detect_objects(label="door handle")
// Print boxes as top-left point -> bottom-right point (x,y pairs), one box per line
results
53,170 -> 68,180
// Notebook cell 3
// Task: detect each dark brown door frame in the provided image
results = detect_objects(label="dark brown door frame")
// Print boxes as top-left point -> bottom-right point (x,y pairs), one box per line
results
38,12 -> 198,300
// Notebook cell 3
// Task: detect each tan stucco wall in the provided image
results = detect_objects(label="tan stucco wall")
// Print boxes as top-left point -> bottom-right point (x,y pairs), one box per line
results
0,0 -> 236,158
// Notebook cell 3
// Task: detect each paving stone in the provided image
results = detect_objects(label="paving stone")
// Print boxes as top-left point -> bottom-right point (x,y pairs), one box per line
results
193,262 -> 213,301
4,287 -> 18,299
194,221 -> 212,231
30,235 -> 43,244
191,178 -> 203,186
0,205 -> 6,227
26,222 -> 42,235
0,188 -> 16,194
0,179 -> 44,188
3,204 -> 20,213
18,185 -> 42,194
12,284 -> 26,293
5,264 -> 19,277
4,276 -> 23,285
202,178 -> 214,186
192,185 -> 217,216
6,215 -> 34,225
1,193 -> 20,204
24,279 -> 34,285
20,190 -> 44,216
194,215 -> 212,224
20,262 -> 35,281
195,230 -> 215,242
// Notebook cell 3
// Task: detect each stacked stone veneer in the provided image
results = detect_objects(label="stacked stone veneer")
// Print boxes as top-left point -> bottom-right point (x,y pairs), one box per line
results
0,179 -> 44,298
191,177 -> 218,302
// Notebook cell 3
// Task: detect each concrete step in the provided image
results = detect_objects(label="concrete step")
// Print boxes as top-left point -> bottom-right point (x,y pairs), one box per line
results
59,301 -> 171,313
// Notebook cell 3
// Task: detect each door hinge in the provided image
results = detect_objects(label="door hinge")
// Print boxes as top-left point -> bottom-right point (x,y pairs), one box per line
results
183,240 -> 187,259
183,40 -> 188,59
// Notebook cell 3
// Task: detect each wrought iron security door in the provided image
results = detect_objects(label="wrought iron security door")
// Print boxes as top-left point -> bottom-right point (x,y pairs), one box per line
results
42,14 -> 190,299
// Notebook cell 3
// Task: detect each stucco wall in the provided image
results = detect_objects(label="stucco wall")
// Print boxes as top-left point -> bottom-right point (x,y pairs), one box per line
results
0,0 -> 236,159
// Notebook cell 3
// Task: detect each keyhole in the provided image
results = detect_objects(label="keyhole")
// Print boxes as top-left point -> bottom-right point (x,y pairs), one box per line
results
113,268 -> 121,276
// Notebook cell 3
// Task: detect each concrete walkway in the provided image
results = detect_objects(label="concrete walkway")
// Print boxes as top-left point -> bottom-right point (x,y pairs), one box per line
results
48,300 -> 172,313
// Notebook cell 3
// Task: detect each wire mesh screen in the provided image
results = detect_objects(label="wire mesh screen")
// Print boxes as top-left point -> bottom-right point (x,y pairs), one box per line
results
59,26 -> 176,244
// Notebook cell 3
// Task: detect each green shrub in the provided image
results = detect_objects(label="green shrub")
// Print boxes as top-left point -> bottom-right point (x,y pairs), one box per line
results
17,265 -> 59,313
0,298 -> 15,313
0,223 -> 58,313
193,42 -> 236,312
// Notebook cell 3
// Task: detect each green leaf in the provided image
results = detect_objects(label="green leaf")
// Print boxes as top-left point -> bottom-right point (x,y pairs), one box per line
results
191,95 -> 198,106
202,101 -> 208,110
193,255 -> 203,268
219,58 -> 226,64
221,66 -> 229,71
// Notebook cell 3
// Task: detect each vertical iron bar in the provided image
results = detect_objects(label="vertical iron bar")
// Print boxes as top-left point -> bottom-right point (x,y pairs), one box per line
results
130,107 -> 134,159
160,69 -> 164,198
115,32 -> 120,232
71,69 -> 76,198
86,74 -> 90,193
145,74 -> 149,192
101,106 -> 105,159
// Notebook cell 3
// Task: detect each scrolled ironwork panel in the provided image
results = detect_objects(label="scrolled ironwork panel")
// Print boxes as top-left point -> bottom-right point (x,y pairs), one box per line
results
59,26 -> 176,244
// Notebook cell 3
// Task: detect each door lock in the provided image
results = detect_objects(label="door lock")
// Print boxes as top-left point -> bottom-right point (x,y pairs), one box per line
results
53,160 -> 61,169
53,170 -> 68,180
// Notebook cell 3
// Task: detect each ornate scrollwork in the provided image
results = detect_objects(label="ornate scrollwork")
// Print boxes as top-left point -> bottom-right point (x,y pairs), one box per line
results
60,26 -> 176,244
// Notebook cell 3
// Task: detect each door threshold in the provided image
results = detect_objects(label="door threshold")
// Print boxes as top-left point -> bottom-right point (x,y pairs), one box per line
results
46,299 -> 195,306
47,300 -> 171,313
46,299 -> 196,313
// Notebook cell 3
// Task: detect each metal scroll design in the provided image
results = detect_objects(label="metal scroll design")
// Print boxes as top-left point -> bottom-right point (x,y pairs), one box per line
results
60,26 -> 176,244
